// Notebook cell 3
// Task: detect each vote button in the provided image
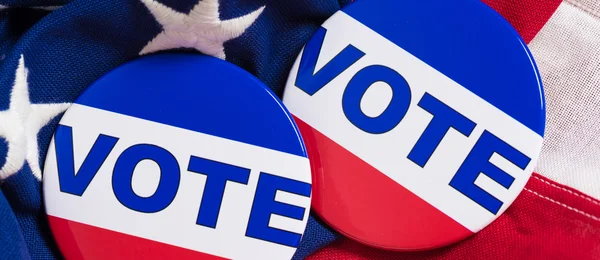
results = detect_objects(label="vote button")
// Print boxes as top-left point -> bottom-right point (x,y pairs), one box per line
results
43,54 -> 312,260
283,0 -> 546,251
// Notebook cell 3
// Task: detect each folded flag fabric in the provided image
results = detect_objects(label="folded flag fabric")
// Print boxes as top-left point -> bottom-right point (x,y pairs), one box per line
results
0,0 -> 598,259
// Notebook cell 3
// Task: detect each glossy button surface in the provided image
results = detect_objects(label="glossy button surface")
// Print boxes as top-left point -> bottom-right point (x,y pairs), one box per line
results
43,54 -> 312,260
283,0 -> 546,251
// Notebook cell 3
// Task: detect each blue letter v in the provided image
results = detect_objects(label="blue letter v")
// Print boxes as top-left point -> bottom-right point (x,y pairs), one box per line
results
55,124 -> 119,196
295,27 -> 365,96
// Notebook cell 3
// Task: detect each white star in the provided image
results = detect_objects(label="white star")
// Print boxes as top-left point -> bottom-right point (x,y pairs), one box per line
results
139,0 -> 265,59
0,55 -> 70,181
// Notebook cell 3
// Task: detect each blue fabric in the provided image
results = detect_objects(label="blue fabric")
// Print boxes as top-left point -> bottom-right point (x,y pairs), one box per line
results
0,0 -> 351,259
0,189 -> 30,259
293,215 -> 341,260
0,0 -> 69,7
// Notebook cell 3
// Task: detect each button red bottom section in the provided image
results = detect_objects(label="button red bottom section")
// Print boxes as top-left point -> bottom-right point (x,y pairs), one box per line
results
294,116 -> 473,250
47,216 -> 227,260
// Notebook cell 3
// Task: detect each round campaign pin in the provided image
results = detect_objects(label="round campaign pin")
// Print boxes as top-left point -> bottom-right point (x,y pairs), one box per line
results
43,54 -> 312,260
283,0 -> 546,251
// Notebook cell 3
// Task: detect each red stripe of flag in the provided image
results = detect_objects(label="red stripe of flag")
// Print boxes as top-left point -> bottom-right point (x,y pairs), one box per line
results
481,0 -> 562,44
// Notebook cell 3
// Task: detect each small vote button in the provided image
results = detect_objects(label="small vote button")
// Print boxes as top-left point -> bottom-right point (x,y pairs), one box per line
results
283,0 -> 546,251
43,54 -> 312,260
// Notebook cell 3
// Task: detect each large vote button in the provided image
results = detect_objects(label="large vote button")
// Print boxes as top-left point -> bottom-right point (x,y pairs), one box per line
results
43,54 -> 312,259
283,0 -> 545,251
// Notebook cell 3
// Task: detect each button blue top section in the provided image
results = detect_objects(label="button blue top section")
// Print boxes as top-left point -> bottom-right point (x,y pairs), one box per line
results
74,53 -> 307,158
342,0 -> 545,136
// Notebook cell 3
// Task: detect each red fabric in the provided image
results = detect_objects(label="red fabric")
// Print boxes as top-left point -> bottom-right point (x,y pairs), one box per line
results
481,0 -> 562,43
308,173 -> 600,259
307,1 -> 593,259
